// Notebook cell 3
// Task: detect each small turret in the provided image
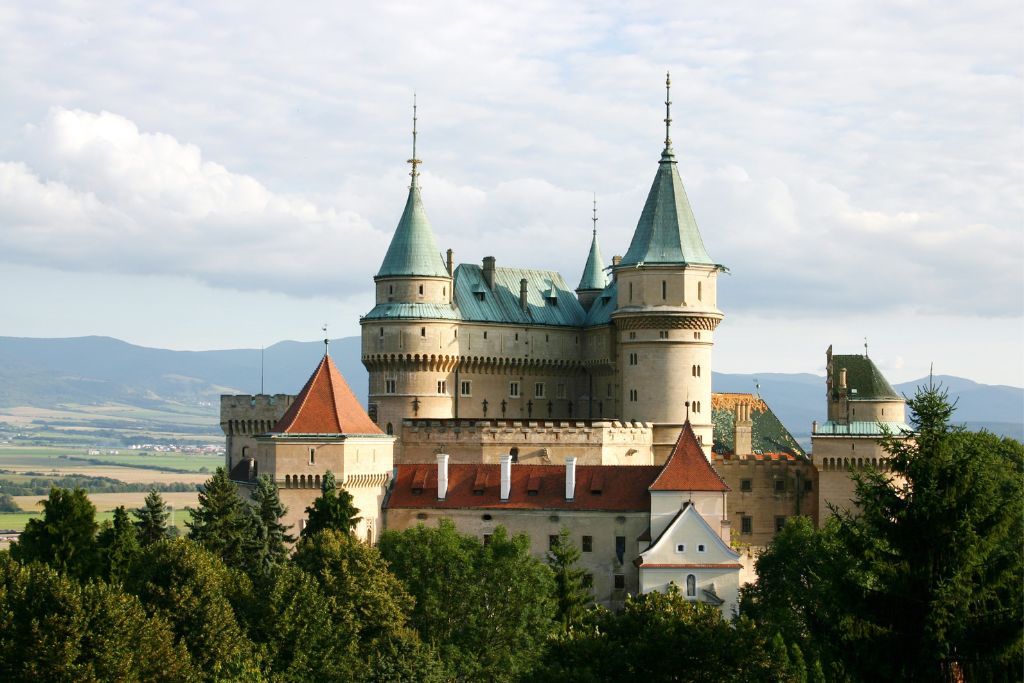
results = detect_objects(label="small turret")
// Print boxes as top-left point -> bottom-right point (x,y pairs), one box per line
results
576,195 -> 608,312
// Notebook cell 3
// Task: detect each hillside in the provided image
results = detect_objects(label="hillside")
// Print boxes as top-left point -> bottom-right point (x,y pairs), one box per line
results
1,336 -> 1020,447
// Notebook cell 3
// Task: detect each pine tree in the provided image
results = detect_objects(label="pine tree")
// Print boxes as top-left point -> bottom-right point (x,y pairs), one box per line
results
545,528 -> 591,633
186,467 -> 251,569
134,489 -> 170,545
252,474 -> 294,567
302,470 -> 361,538
11,487 -> 99,580
97,505 -> 140,582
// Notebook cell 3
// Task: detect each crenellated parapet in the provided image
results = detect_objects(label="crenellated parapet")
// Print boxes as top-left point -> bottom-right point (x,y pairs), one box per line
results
220,394 -> 295,436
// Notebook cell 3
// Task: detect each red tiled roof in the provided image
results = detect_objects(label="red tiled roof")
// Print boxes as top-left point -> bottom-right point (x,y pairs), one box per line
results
639,563 -> 743,569
272,353 -> 382,435
649,422 -> 729,492
386,463 -> 662,511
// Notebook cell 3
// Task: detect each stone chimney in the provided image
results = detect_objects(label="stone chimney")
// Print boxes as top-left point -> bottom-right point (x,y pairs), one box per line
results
734,401 -> 753,457
499,454 -> 512,500
839,367 -> 848,392
519,278 -> 528,311
483,256 -> 496,289
720,519 -> 731,545
446,249 -> 454,277
611,255 -> 622,282
565,456 -> 576,501
437,453 -> 449,500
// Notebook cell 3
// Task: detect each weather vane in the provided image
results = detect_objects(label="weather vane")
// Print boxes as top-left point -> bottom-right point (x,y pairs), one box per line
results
407,93 -> 421,186
664,71 -> 672,150
591,193 -> 598,236
323,324 -> 329,354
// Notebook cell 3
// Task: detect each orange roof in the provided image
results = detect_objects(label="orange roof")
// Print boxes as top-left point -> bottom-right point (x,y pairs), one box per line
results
386,463 -> 662,511
649,422 -> 729,492
272,353 -> 382,435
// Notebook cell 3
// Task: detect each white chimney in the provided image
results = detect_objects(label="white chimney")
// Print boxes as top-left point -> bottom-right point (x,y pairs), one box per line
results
565,457 -> 577,501
500,454 -> 512,500
437,453 -> 449,500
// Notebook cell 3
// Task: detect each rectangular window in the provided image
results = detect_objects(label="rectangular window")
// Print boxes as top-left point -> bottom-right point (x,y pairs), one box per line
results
774,479 -> 785,493
549,534 -> 559,550
741,516 -> 753,534
385,378 -> 397,394
697,544 -> 706,553
460,380 -> 472,396
309,448 -> 315,465
582,535 -> 593,552
606,383 -> 612,399
509,382 -> 520,398
804,479 -> 813,492
775,516 -> 787,532
437,380 -> 447,394
675,543 -> 686,553
740,479 -> 752,492
615,535 -> 626,564
556,383 -> 566,399
613,574 -> 625,590
534,382 -> 545,398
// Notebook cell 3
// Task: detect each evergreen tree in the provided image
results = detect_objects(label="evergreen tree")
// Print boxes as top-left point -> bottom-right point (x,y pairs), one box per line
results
186,467 -> 251,569
302,470 -> 361,537
251,474 -> 294,567
96,505 -> 140,582
133,489 -> 170,545
546,527 -> 591,633
10,487 -> 99,580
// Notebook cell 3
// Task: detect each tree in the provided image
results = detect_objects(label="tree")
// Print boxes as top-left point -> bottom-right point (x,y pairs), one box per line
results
251,474 -> 294,567
96,505 -> 140,582
302,470 -> 361,537
186,467 -> 253,570
133,489 -> 170,545
10,487 -> 99,581
379,521 -> 556,682
124,538 -> 263,681
0,554 -> 195,682
546,527 -> 592,633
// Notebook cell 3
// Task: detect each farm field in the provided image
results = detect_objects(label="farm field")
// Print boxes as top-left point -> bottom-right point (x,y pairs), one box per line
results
13,491 -> 200,514
0,446 -> 222,478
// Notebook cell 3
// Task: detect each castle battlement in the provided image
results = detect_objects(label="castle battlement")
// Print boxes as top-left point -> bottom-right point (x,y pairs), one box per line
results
220,394 -> 295,436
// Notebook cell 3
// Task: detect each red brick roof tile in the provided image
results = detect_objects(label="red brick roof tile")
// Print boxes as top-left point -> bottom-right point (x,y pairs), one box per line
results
272,353 -> 382,435
386,463 -> 662,511
649,422 -> 730,492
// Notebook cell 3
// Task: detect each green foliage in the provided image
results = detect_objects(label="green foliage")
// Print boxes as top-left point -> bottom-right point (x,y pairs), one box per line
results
546,527 -> 592,633
379,520 -> 556,682
186,466 -> 258,570
0,491 -> 18,512
302,470 -> 361,537
96,505 -> 140,582
251,474 -> 294,568
133,488 -> 171,546
124,538 -> 263,681
0,475 -> 196,496
0,555 -> 194,681
10,487 -> 99,580
535,586 -> 793,682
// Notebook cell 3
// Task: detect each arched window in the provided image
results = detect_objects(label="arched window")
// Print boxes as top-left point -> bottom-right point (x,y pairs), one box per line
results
285,474 -> 291,488
315,474 -> 321,488
686,574 -> 696,597
510,447 -> 519,463
386,422 -> 394,435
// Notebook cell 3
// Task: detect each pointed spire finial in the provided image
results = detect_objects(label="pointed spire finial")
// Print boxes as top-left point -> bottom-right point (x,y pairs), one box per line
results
407,93 -> 421,187
664,71 -> 672,151
322,324 -> 329,355
591,193 -> 598,236
864,336 -> 869,358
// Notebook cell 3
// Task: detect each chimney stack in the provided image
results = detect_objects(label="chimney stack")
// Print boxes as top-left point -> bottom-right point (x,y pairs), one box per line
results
519,278 -> 528,311
437,453 -> 449,500
499,454 -> 512,500
482,256 -> 496,289
839,368 -> 848,391
611,255 -> 622,282
446,249 -> 454,277
565,457 -> 576,501
734,401 -> 753,457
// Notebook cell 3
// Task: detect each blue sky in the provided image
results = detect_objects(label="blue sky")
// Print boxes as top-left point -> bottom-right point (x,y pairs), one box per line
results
0,1 -> 1021,386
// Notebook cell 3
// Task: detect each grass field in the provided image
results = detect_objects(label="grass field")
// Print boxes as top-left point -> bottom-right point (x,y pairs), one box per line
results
0,507 -> 196,534
14,491 -> 200,514
0,446 -> 222,474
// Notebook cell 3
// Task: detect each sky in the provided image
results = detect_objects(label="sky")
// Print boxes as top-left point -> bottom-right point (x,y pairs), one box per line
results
0,1 -> 1021,387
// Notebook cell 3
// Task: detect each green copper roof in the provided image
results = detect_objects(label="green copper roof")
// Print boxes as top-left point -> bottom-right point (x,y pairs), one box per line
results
361,302 -> 461,322
831,355 -> 901,401
814,420 -> 911,436
376,185 -> 449,278
711,394 -> 806,458
577,231 -> 607,291
620,148 -> 715,267
583,281 -> 617,327
453,264 -> 586,327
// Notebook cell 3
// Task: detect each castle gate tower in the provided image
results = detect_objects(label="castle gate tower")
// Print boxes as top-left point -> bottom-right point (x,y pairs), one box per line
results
612,74 -> 724,460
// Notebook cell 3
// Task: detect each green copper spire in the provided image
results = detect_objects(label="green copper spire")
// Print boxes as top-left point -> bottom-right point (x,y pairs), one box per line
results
620,73 -> 715,267
577,194 -> 607,291
376,96 -> 449,279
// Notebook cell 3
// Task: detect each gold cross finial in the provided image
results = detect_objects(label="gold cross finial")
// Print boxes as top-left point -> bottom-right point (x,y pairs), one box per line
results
664,71 -> 672,151
407,94 -> 421,187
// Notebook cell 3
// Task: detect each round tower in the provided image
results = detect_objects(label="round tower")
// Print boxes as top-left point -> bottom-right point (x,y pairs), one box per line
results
362,100 -> 457,439
612,74 -> 724,460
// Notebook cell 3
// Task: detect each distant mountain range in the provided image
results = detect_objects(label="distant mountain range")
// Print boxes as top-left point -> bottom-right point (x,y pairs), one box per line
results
1,336 -> 1021,446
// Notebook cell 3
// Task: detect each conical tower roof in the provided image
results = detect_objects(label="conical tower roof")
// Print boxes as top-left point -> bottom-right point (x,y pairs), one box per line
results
577,229 -> 607,291
649,421 -> 729,492
376,184 -> 448,278
620,74 -> 715,268
272,352 -> 382,435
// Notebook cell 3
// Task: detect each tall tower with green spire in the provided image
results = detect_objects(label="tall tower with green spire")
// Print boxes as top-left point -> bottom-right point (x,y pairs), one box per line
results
576,195 -> 607,311
612,73 -> 724,458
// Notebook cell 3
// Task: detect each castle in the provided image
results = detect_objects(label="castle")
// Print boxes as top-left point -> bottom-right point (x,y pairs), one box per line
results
221,76 -> 909,612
